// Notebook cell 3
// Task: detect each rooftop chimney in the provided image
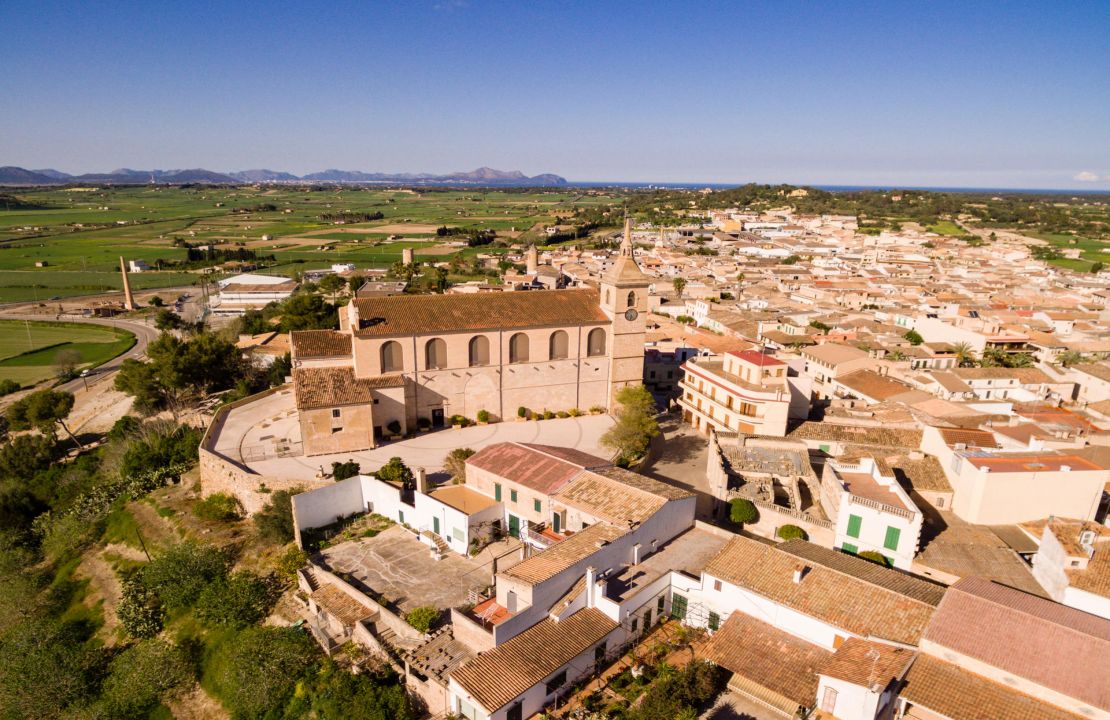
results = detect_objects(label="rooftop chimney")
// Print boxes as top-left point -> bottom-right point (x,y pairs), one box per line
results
793,564 -> 807,584
414,466 -> 429,494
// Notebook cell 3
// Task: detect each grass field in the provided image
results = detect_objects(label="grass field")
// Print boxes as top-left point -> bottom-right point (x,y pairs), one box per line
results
927,220 -> 965,236
0,320 -> 135,386
1030,231 -> 1109,272
0,186 -> 618,301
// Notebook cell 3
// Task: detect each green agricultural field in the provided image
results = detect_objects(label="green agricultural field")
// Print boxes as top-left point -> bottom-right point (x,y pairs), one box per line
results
927,220 -> 965,236
0,320 -> 135,386
0,186 -> 620,301
1030,231 -> 1110,272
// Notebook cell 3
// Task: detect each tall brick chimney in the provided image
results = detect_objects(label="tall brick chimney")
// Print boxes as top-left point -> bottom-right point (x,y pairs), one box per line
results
119,256 -> 135,311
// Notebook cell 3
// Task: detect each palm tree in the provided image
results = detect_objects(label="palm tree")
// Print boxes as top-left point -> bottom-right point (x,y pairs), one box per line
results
1058,350 -> 1084,367
1005,352 -> 1035,368
952,342 -> 976,367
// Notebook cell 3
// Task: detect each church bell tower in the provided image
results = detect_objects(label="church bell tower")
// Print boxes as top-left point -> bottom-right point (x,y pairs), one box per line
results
600,218 -> 651,408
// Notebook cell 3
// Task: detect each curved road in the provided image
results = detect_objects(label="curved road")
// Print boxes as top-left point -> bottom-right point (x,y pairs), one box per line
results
0,311 -> 161,392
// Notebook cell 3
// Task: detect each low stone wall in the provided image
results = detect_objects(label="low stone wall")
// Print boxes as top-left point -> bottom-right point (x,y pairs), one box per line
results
199,385 -> 326,514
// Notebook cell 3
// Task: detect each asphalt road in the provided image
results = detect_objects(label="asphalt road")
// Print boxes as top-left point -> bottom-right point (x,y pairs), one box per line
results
0,311 -> 160,392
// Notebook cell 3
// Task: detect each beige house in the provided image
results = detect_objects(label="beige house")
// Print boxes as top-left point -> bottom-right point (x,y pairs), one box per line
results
802,343 -> 874,399
679,350 -> 810,436
290,223 -> 651,455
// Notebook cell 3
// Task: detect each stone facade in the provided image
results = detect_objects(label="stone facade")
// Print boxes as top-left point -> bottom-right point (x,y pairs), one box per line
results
291,222 -> 651,456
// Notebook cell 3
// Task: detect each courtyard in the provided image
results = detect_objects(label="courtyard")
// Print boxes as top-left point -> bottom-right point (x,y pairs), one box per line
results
211,385 -> 616,481
317,524 -> 518,614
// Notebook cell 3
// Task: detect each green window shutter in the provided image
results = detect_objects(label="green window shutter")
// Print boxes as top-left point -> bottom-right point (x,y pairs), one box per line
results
846,514 -> 862,538
884,526 -> 901,551
494,483 -> 501,501
842,542 -> 858,554
534,498 -> 541,513
510,489 -> 518,503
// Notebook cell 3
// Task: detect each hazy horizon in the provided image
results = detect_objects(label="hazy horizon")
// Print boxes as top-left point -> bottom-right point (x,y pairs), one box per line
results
2,1 -> 1108,190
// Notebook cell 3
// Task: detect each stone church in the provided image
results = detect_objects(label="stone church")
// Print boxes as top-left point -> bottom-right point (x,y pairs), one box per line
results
289,222 -> 651,455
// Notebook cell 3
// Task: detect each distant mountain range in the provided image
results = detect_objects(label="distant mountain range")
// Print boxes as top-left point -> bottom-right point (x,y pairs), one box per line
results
0,165 -> 567,187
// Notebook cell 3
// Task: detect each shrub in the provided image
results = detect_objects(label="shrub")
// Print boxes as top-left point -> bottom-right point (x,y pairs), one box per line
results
386,420 -> 402,435
281,661 -> 418,719
141,541 -> 229,612
556,410 -> 569,418
448,414 -> 469,427
254,487 -> 303,544
444,447 -> 476,482
195,570 -> 276,629
202,626 -> 317,719
376,457 -> 413,488
117,577 -> 164,639
193,492 -> 241,522
416,417 -> 431,430
331,459 -> 361,481
857,550 -> 891,567
517,406 -> 527,418
729,498 -> 758,526
405,605 -> 439,633
273,546 -> 308,582
477,409 -> 490,423
149,296 -> 164,307
776,524 -> 807,541
543,410 -> 555,420
97,638 -> 193,719
0,379 -> 20,396
120,423 -> 201,479
568,407 -> 582,417
589,405 -> 605,413
108,415 -> 141,441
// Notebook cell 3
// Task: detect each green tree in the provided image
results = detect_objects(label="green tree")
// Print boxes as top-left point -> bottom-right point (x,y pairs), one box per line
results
903,329 -> 923,345
331,459 -> 361,481
0,379 -> 20,397
279,293 -> 337,332
1058,350 -> 1085,367
376,457 -> 414,488
317,273 -> 348,302
154,308 -> 182,331
951,342 -> 976,367
117,577 -> 164,639
776,524 -> 807,541
203,626 -> 317,720
405,605 -> 439,633
672,277 -> 686,297
149,295 -> 164,307
857,550 -> 890,567
140,541 -> 229,613
280,661 -> 418,720
782,254 -> 801,265
729,498 -> 758,526
195,571 -> 275,629
444,448 -> 475,482
254,488 -> 303,544
54,348 -> 81,380
95,639 -> 193,720
600,385 -> 659,462
6,389 -> 80,448
0,618 -> 99,719
1091,261 -> 1104,274
0,434 -> 57,480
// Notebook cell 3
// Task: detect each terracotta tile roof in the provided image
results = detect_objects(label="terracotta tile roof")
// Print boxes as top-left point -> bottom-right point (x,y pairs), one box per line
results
466,442 -> 606,495
352,288 -> 609,336
1040,518 -> 1110,599
922,577 -> 1110,712
901,655 -> 1086,720
818,638 -> 914,689
803,342 -> 870,366
501,523 -> 627,585
951,366 -> 1052,383
837,369 -> 917,402
937,427 -> 1001,449
703,611 -> 831,707
519,443 -> 612,468
291,329 -> 352,359
451,608 -> 617,712
704,537 -> 942,645
553,471 -> 672,527
309,584 -> 375,627
591,466 -> 692,501
292,366 -> 401,409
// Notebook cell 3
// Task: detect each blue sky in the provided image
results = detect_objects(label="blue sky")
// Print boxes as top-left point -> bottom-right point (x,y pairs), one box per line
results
2,1 -> 1108,188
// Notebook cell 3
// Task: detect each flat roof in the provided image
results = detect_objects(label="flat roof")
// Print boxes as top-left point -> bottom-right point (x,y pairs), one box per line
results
430,485 -> 499,515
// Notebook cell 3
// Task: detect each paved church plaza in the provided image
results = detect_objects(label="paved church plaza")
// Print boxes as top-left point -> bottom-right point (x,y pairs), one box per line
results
211,386 -> 616,480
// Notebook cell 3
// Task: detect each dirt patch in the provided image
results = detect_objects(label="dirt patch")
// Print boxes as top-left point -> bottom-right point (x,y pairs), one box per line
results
165,684 -> 230,720
414,244 -> 462,256
75,542 -> 147,646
